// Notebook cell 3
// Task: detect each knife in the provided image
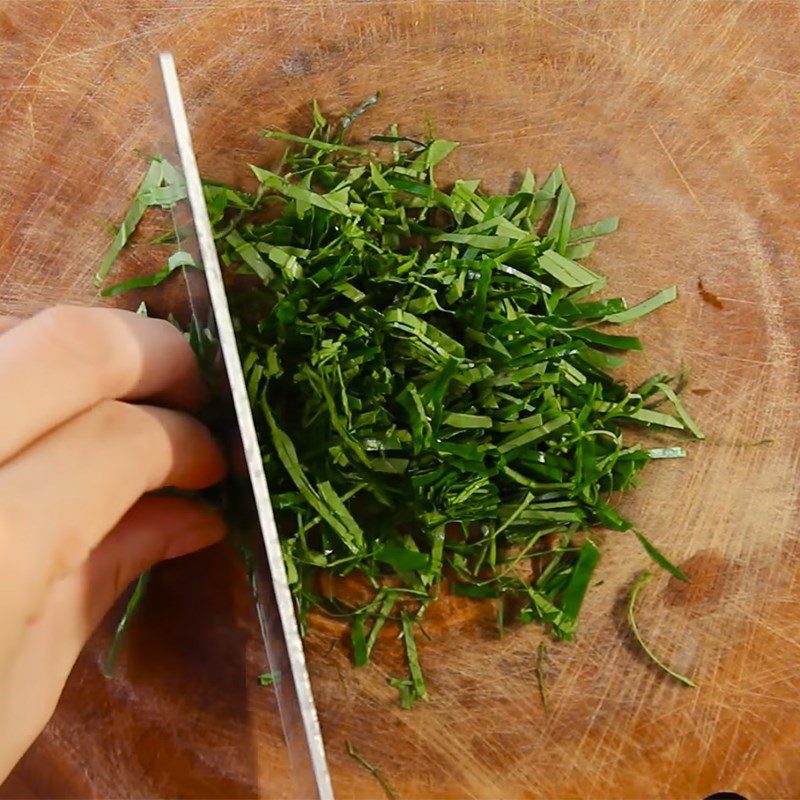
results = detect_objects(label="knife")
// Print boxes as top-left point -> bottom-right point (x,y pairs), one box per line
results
153,52 -> 333,800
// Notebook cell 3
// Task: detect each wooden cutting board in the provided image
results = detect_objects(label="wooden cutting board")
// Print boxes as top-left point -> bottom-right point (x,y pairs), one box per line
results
1,1 -> 799,797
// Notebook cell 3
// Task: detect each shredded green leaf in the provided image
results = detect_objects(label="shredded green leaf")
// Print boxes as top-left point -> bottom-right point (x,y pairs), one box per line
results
258,670 -> 281,686
627,571 -> 696,687
346,740 -> 400,800
95,159 -> 167,287
654,382 -> 705,440
559,540 -> 600,636
103,571 -> 150,678
402,614 -> 429,704
535,640 -> 549,712
634,530 -> 689,582
605,286 -> 677,324
100,97 -> 703,701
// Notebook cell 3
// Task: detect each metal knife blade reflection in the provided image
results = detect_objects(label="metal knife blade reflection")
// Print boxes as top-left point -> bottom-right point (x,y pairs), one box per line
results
152,51 -> 333,800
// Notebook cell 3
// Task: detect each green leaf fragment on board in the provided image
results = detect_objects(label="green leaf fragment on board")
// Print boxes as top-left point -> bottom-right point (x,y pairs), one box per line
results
654,382 -> 705,439
559,540 -> 600,630
95,158 -> 165,287
258,670 -> 282,686
535,641 -> 549,712
605,286 -> 678,324
345,740 -> 400,800
402,615 -> 429,704
627,571 -> 696,687
634,530 -> 689,582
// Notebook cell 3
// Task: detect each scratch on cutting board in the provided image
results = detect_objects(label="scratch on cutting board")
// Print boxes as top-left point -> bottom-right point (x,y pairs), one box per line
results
0,4 -> 77,118
648,123 -> 704,213
26,102 -> 35,144
34,23 -> 186,70
735,60 -> 800,81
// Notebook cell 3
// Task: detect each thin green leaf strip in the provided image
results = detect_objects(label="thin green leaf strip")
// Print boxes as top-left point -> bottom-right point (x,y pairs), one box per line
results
627,571 -> 696,687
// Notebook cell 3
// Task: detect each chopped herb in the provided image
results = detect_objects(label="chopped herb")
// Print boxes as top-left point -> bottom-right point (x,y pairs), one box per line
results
101,250 -> 195,297
535,641 -> 549,711
351,613 -> 368,667
258,670 -> 281,686
402,614 -> 429,704
627,571 -> 696,687
634,530 -> 689,582
653,382 -> 705,440
366,593 -> 396,656
559,540 -> 600,636
103,571 -> 150,678
647,447 -> 686,459
101,97 -> 703,700
95,158 -> 166,287
387,677 -> 415,710
605,286 -> 677,324
346,740 -> 400,800
569,216 -> 619,242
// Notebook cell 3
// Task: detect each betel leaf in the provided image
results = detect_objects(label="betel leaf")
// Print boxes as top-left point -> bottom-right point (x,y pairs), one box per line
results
99,95 -> 703,702
571,328 -> 643,351
424,139 -> 459,169
366,593 -> 396,656
539,249 -> 600,288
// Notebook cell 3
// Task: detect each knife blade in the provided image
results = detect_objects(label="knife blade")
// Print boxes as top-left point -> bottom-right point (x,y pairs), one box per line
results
153,51 -> 333,800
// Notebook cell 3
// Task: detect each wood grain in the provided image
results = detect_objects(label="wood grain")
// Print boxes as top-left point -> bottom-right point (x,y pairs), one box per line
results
1,1 -> 799,797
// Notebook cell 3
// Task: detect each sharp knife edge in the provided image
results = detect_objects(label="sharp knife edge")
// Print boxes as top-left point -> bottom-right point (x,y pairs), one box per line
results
157,52 -> 333,800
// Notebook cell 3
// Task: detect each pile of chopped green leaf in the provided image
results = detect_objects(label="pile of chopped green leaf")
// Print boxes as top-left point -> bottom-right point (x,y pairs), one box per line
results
100,97 -> 702,704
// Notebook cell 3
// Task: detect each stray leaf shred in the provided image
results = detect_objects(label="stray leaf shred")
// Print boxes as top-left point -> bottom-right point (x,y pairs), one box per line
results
627,571 -> 696,687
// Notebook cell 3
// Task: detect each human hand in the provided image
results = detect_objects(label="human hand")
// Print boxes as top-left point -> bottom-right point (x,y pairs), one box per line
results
0,306 -> 227,782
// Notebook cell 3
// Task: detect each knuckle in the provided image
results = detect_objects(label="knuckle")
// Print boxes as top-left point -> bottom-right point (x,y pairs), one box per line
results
46,526 -> 84,586
92,397 -> 133,429
35,306 -> 140,392
37,305 -> 105,364
93,399 -> 153,444
0,496 -> 78,606
93,401 -> 174,487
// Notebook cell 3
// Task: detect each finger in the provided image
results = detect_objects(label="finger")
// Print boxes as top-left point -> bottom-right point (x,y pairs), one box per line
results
0,306 -> 205,463
73,494 -> 225,644
2,400 -> 226,617
0,495 -> 225,778
0,315 -> 18,335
